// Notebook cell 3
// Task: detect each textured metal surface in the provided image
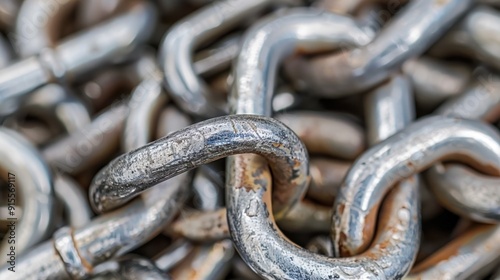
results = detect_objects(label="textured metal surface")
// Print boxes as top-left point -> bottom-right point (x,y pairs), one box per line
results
332,116 -> 500,256
285,0 -> 472,96
0,128 -> 55,262
1,1 -> 500,279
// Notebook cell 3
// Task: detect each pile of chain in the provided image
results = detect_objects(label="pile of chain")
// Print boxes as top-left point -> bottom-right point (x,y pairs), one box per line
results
0,0 -> 499,279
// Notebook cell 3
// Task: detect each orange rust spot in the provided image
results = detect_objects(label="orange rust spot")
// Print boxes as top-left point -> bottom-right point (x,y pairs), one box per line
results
338,203 -> 345,216
407,161 -> 415,169
338,232 -> 351,256
272,142 -> 283,148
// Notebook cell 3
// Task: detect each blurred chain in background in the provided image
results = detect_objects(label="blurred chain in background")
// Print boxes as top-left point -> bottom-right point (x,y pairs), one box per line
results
0,0 -> 499,279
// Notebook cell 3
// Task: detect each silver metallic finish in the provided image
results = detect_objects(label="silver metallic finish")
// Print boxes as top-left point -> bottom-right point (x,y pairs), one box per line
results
313,0 -> 362,14
272,87 -> 301,113
14,0 -> 78,57
159,0 -> 271,117
123,57 -> 167,152
54,173 -> 92,228
53,227 -> 91,279
90,115 -> 309,217
436,70 -> 500,123
2,118 -> 54,146
166,162 -> 234,280
124,41 -> 243,153
0,2 -> 157,117
273,112 -> 363,231
42,104 -> 128,175
0,241 -> 69,280
432,6 -> 500,71
425,71 -> 500,223
227,152 -> 420,279
285,0 -> 472,97
76,0 -> 138,28
3,173 -> 188,277
154,240 -> 194,271
332,116 -> 500,257
427,163 -> 500,223
230,8 -> 373,116
227,6 -> 415,277
91,255 -> 171,280
352,73 -> 419,278
8,83 -> 92,133
406,225 -> 500,280
403,57 -> 472,110
227,68 -> 418,279
193,33 -> 240,78
364,75 -> 414,146
0,128 -> 54,262
276,112 -> 365,160
4,111 -> 192,279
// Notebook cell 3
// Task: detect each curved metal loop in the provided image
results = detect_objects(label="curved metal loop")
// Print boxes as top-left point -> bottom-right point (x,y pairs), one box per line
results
272,112 -> 364,232
0,1 -> 157,119
169,154 -> 353,235
0,106 -> 193,279
159,0 -> 273,117
124,38 -> 246,152
154,239 -> 194,272
42,104 -> 128,175
332,116 -> 500,257
75,0 -> 139,29
89,115 -> 309,218
4,84 -> 92,144
123,53 -> 167,152
20,84 -> 91,133
230,7 -> 373,116
437,68 -> 500,123
0,128 -> 55,262
431,5 -> 500,71
406,224 -> 500,280
14,0 -> 79,57
357,74 -> 419,274
155,165 -> 228,277
423,68 -> 500,223
161,163 -> 234,280
284,0 -> 472,97
427,163 -> 500,223
227,152 -> 419,279
54,173 -> 92,228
